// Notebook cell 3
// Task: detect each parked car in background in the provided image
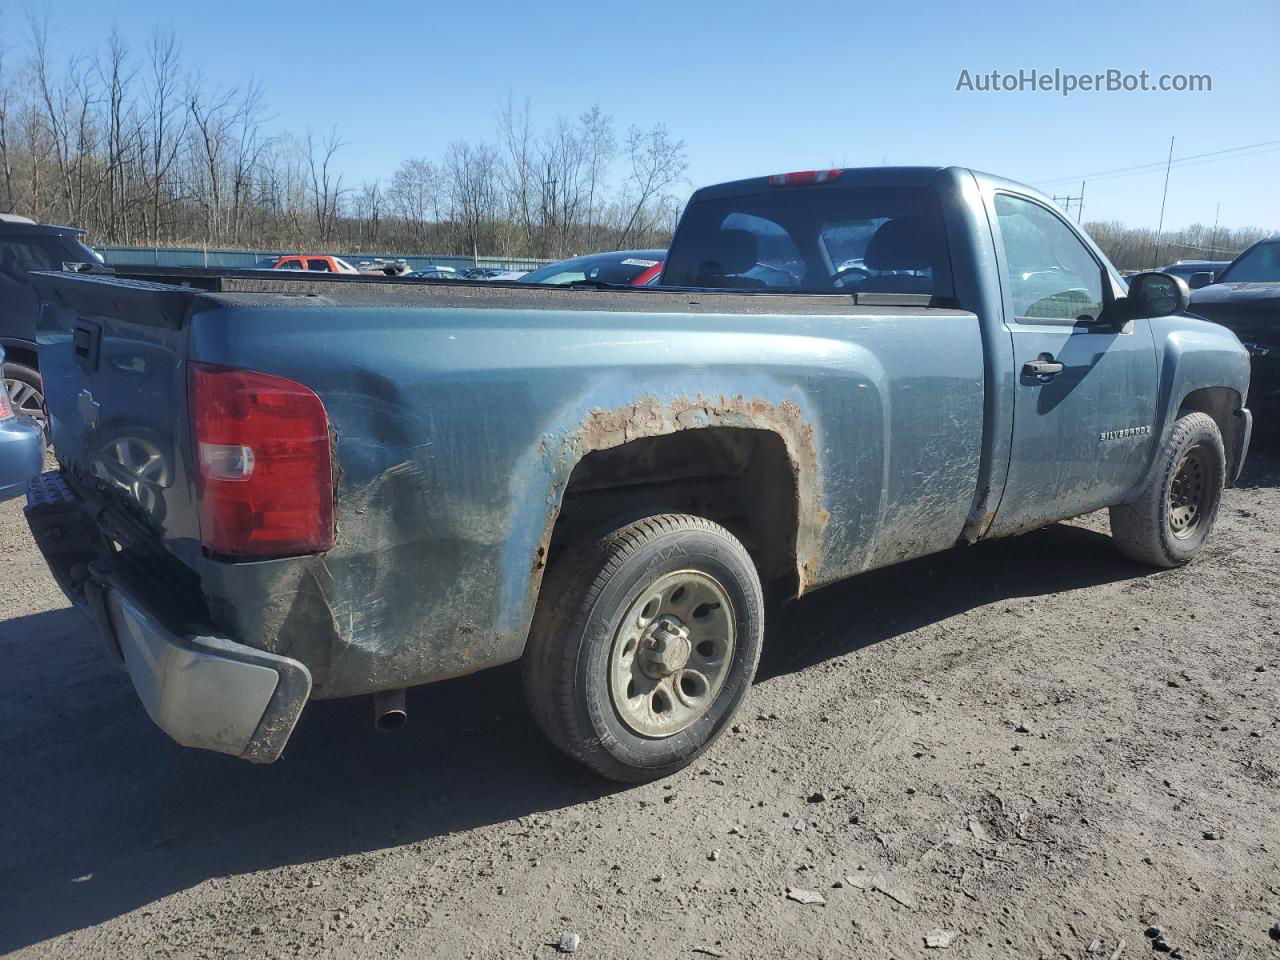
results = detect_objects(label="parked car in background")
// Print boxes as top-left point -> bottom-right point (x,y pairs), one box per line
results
405,267 -> 459,280
1188,236 -> 1280,427
485,270 -> 528,281
271,255 -> 361,274
460,267 -> 508,280
1,214 -> 103,427
1155,259 -> 1232,288
0,345 -> 45,499
518,250 -> 665,286
357,258 -> 412,277
23,166 -> 1250,782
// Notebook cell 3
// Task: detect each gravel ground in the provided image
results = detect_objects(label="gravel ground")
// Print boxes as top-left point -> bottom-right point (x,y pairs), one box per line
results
1,448 -> 1278,960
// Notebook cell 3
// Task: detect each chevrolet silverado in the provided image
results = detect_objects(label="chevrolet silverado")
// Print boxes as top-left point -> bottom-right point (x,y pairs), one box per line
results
25,166 -> 1252,782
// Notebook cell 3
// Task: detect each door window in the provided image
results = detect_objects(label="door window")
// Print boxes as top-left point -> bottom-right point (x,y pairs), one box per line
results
996,194 -> 1104,322
306,258 -> 332,271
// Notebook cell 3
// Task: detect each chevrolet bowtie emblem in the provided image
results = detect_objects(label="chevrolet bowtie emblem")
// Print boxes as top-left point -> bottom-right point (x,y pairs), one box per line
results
77,388 -> 100,425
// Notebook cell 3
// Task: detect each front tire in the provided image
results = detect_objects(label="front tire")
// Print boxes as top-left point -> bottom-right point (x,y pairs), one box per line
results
1109,412 -> 1226,567
523,514 -> 764,783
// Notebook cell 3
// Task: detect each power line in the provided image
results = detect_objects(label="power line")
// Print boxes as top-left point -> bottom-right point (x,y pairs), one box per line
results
1074,145 -> 1280,187
1034,138 -> 1280,188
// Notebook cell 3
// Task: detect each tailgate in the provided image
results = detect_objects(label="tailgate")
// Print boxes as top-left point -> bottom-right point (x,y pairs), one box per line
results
33,272 -> 202,556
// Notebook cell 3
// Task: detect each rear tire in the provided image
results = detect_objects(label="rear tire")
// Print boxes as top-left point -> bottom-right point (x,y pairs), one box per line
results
1109,412 -> 1225,567
523,514 -> 764,783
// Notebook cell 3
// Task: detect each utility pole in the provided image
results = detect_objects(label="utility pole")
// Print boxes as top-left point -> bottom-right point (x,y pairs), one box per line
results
1077,180 -> 1086,224
1153,135 -> 1175,268
1209,202 -> 1221,259
1052,186 -> 1084,221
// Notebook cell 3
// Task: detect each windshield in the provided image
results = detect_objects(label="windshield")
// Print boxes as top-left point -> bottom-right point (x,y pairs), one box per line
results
520,252 -> 663,285
662,186 -> 950,295
1218,241 -> 1280,283
0,232 -> 102,276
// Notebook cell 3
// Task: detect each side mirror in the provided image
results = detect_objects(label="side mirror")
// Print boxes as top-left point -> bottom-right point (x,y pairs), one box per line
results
1124,271 -> 1190,319
1187,271 -> 1215,289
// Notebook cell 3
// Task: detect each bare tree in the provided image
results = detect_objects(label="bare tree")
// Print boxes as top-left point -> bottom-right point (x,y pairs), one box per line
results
443,139 -> 500,257
0,52 -> 15,212
352,180 -> 383,245
616,123 -> 687,248
578,104 -> 614,248
187,74 -> 239,242
97,28 -> 136,239
497,95 -> 535,248
305,126 -> 347,242
388,157 -> 441,242
144,27 -> 185,240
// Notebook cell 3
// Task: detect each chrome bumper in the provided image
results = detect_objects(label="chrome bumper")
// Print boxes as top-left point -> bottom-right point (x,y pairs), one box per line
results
105,584 -> 312,762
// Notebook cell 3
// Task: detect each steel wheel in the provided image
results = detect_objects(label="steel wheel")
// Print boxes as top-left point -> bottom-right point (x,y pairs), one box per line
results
608,569 -> 736,738
1168,443 -> 1210,539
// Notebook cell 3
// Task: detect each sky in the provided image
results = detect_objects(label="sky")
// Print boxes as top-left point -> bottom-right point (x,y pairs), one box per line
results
8,0 -> 1279,233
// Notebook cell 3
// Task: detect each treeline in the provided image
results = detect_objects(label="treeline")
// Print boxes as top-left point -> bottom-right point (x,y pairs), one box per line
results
1084,221 -> 1271,270
0,21 -> 687,258
1,20 -> 1273,265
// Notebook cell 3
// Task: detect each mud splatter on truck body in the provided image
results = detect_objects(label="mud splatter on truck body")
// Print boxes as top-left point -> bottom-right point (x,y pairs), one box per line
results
32,274 -> 989,699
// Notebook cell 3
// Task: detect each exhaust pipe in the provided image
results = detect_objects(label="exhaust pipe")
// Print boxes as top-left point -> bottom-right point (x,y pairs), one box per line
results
373,688 -> 407,731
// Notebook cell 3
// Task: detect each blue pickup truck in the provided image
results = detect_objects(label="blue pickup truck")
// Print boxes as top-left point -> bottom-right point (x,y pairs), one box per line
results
25,166 -> 1251,782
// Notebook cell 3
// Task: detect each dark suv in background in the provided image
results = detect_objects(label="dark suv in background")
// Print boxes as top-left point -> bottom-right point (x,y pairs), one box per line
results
0,214 -> 104,425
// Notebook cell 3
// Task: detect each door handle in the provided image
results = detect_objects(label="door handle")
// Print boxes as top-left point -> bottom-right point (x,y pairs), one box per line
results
1023,358 -> 1064,379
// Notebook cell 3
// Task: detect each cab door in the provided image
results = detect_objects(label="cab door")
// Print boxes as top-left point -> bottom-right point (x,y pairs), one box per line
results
986,192 -> 1158,537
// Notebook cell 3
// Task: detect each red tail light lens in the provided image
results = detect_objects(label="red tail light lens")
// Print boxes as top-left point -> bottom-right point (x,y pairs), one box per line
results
767,169 -> 844,186
189,362 -> 334,557
0,385 -> 13,420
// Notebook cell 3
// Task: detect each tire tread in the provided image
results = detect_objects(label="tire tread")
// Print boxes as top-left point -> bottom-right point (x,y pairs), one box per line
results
523,514 -> 759,782
1109,411 -> 1224,568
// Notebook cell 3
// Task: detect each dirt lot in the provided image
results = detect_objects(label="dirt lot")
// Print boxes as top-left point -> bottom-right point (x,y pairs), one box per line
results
1,449 -> 1278,960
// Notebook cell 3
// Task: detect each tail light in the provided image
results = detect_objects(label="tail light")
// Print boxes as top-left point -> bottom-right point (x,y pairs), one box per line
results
189,362 -> 334,557
0,386 -> 12,421
767,169 -> 844,186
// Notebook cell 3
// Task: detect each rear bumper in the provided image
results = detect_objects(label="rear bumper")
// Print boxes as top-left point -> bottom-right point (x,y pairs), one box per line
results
0,415 -> 45,501
103,582 -> 311,761
25,470 -> 310,762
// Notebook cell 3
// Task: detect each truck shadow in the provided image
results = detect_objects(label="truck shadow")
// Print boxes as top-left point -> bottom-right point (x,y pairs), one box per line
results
1235,438 -> 1280,489
759,520 -> 1148,682
0,520 -> 1155,952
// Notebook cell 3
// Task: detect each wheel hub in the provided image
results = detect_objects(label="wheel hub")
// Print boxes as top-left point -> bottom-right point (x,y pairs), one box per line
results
1168,444 -> 1209,539
638,616 -> 692,679
607,569 -> 736,739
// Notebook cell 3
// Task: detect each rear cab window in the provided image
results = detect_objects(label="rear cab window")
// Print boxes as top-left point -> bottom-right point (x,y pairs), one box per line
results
662,184 -> 952,297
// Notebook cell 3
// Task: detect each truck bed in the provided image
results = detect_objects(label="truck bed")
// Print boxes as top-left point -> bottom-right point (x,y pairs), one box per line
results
100,266 -> 961,314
